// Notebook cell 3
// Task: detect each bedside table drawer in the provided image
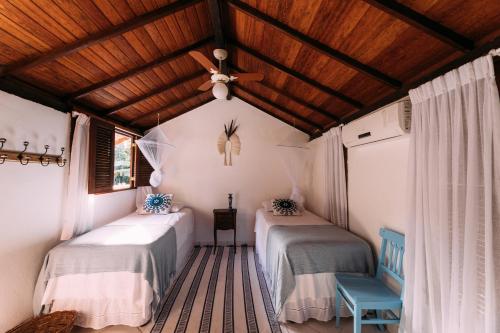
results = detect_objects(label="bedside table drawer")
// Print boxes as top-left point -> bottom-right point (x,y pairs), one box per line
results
215,214 -> 235,229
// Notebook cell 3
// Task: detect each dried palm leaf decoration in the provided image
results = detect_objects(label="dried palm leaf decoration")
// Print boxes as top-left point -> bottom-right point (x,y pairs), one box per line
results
217,119 -> 240,166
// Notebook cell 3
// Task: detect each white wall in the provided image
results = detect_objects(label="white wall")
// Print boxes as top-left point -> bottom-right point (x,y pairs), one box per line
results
0,91 -> 68,332
347,136 -> 409,253
92,190 -> 137,229
157,97 -> 309,245
0,91 -> 136,331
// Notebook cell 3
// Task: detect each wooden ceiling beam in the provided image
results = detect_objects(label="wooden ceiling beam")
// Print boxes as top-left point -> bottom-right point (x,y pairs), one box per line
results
105,70 -> 206,116
68,37 -> 213,100
227,0 -> 401,88
234,85 -> 324,130
129,91 -> 211,125
0,0 -> 203,76
0,76 -> 71,112
234,93 -> 313,136
362,0 -> 474,51
207,0 -> 232,99
208,0 -> 227,48
341,36 -> 500,125
230,63 -> 340,123
229,39 -> 363,109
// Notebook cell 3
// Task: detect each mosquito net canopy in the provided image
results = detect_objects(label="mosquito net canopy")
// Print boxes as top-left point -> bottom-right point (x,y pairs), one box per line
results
274,133 -> 311,208
136,126 -> 174,187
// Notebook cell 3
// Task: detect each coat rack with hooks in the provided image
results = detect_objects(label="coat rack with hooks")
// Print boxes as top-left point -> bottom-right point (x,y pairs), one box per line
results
0,138 -> 66,167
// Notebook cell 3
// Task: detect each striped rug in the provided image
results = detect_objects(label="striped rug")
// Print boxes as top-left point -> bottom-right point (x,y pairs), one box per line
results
151,246 -> 282,333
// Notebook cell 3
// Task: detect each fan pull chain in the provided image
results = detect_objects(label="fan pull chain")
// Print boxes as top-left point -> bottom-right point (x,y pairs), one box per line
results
157,113 -> 160,127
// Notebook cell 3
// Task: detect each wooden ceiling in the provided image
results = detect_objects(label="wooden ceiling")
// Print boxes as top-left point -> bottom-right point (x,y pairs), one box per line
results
0,0 -> 499,137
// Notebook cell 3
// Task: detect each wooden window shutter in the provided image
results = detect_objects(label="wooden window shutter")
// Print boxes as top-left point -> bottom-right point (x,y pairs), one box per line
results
89,119 -> 115,194
135,146 -> 154,187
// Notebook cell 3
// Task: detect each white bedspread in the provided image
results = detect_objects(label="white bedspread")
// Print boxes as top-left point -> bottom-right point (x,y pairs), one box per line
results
254,208 -> 351,323
36,208 -> 194,329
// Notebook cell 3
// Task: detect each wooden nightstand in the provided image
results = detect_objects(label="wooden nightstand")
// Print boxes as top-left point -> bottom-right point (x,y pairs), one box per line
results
213,208 -> 237,252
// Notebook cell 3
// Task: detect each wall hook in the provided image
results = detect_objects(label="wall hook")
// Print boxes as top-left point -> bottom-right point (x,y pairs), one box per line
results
18,141 -> 31,165
0,138 -> 6,164
39,145 -> 51,166
56,147 -> 66,167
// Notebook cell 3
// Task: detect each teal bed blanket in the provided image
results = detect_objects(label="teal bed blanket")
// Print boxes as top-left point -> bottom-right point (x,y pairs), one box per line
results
266,224 -> 374,315
33,218 -> 177,320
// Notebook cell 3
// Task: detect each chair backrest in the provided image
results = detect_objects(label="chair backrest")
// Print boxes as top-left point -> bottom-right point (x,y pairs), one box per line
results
376,228 -> 405,289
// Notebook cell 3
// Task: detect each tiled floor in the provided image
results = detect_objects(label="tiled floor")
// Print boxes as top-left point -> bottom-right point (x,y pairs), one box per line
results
73,317 -> 381,333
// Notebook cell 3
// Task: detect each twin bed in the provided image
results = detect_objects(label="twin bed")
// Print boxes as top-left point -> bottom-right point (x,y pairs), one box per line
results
255,208 -> 374,323
34,206 -> 373,329
33,208 -> 194,329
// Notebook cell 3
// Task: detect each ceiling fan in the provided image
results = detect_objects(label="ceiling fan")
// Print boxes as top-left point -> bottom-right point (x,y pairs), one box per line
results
189,48 -> 264,99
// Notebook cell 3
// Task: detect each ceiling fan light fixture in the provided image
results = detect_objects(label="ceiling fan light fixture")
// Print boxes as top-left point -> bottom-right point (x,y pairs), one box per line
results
212,82 -> 228,100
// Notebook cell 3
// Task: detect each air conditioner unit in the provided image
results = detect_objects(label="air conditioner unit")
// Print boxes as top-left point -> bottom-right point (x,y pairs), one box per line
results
342,99 -> 411,148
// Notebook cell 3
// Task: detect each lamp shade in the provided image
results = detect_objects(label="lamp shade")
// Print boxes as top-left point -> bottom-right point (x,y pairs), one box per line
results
212,82 -> 228,99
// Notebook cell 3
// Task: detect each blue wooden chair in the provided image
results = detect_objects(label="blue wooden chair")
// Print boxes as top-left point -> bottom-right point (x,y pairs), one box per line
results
335,228 -> 405,333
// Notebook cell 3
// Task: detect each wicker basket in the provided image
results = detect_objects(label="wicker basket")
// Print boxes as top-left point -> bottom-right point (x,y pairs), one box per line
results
7,311 -> 77,333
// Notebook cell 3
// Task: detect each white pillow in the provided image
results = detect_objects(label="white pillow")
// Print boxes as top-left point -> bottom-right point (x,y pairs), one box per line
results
262,200 -> 274,212
170,202 -> 186,213
138,193 -> 173,215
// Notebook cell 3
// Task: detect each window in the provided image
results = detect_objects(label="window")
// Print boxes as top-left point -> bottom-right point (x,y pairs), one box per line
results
88,118 -> 153,194
113,132 -> 133,190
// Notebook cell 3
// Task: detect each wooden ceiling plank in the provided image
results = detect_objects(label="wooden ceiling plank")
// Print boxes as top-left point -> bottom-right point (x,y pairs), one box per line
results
0,0 -> 203,76
341,36 -> 500,125
230,63 -> 340,123
362,0 -> 474,52
234,92 -> 312,136
230,39 -> 363,109
227,0 -> 401,89
257,81 -> 340,123
68,37 -> 212,99
234,84 -> 324,130
105,70 -> 206,115
129,90 -> 211,125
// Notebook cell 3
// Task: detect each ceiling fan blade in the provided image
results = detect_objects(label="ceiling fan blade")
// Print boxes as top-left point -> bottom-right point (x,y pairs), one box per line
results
197,80 -> 213,91
189,51 -> 218,73
230,72 -> 264,82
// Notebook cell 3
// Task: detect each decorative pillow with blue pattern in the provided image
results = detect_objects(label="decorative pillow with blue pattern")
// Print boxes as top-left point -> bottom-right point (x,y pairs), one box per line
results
272,198 -> 302,216
141,193 -> 173,215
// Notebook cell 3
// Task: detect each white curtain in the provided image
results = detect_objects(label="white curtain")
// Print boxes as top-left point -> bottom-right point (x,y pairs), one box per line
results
60,113 -> 94,240
135,186 -> 153,210
136,126 -> 173,187
401,52 -> 500,333
323,127 -> 348,229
